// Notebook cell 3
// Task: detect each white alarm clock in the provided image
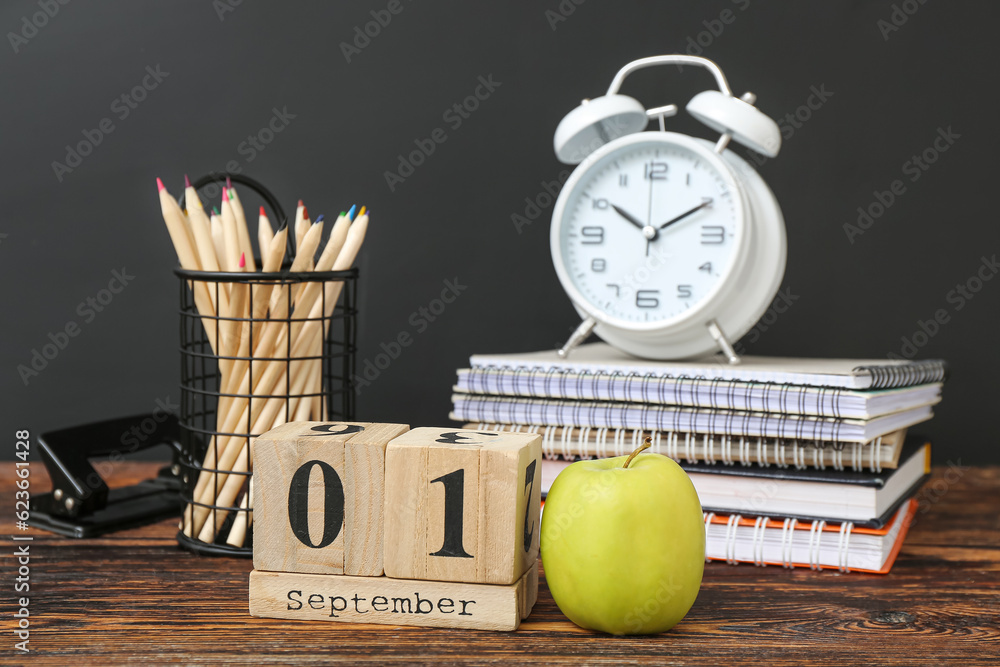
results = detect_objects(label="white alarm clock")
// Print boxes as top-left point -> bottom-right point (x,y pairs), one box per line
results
550,55 -> 786,362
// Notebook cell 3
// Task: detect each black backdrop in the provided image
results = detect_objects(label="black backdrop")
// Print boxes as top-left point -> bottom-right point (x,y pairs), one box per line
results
2,1 -> 997,462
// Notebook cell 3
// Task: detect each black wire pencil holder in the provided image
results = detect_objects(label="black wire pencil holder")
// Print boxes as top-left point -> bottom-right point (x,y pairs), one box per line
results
174,174 -> 357,557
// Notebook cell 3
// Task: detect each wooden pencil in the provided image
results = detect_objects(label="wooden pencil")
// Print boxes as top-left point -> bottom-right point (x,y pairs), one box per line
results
157,178 -> 219,354
183,176 -> 229,316
257,206 -> 274,260
228,180 -> 257,271
293,200 -> 309,253
210,207 -> 227,273
220,189 -> 242,275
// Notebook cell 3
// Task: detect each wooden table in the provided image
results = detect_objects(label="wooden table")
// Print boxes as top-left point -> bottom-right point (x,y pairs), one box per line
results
4,462 -> 998,665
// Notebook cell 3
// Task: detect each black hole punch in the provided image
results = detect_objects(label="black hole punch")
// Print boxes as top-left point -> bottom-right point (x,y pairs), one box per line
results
30,414 -> 185,539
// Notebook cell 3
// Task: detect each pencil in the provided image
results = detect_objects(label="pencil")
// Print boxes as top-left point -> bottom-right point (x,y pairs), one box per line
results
220,189 -> 242,274
257,206 -> 274,259
157,178 -> 219,354
210,207 -> 227,272
225,476 -> 253,548
294,199 -> 309,253
228,179 -> 257,271
183,176 -> 229,316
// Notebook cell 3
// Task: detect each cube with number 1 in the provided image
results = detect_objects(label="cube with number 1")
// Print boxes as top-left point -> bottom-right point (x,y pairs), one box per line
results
382,428 -> 542,585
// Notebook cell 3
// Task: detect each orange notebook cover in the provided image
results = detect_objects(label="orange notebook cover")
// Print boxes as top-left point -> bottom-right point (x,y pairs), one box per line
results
703,499 -> 917,574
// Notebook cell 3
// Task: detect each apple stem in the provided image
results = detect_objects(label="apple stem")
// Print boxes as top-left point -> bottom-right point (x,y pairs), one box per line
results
622,436 -> 652,469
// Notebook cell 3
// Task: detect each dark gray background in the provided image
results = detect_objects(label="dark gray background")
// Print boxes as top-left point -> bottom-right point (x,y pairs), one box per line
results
2,1 -> 996,462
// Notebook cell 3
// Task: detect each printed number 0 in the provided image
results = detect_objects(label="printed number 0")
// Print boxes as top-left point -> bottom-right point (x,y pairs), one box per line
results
287,460 -> 345,549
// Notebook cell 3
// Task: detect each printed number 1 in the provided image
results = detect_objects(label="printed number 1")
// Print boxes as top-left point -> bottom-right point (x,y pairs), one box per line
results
429,461 -> 538,559
429,469 -> 473,558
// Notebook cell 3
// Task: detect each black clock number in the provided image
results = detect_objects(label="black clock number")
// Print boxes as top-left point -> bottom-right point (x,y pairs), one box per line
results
592,198 -> 609,210
607,283 -> 621,296
591,258 -> 607,272
644,161 -> 667,180
581,226 -> 604,245
677,284 -> 693,299
699,262 -> 712,273
636,290 -> 660,308
619,174 -> 628,187
701,225 -> 726,245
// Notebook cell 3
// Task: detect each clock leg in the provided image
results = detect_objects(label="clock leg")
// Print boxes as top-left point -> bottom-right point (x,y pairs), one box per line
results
558,317 -> 597,358
707,320 -> 741,365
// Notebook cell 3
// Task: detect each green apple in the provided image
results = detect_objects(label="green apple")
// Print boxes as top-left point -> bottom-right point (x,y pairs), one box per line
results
541,441 -> 704,635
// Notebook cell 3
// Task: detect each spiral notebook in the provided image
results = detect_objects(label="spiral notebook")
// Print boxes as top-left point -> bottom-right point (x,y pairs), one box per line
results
455,370 -> 941,419
539,437 -> 931,526
467,344 -> 948,391
464,423 -> 908,472
451,395 -> 933,443
701,499 -> 917,573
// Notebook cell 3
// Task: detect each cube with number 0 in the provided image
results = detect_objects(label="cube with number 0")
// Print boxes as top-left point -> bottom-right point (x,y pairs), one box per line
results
252,421 -> 409,576
383,428 -> 542,585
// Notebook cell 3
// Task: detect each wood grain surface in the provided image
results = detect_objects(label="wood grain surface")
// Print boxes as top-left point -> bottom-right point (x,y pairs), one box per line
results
3,462 -> 999,665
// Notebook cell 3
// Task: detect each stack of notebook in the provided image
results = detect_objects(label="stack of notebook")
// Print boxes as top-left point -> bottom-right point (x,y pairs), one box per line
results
450,343 -> 947,574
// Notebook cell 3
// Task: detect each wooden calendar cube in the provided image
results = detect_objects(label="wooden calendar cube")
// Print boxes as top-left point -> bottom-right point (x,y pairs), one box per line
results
383,428 -> 542,585
252,421 -> 409,576
248,560 -> 538,631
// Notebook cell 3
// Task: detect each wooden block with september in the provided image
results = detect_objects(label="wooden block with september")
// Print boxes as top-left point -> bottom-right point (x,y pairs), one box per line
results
383,428 -> 542,585
248,560 -> 537,631
252,421 -> 409,576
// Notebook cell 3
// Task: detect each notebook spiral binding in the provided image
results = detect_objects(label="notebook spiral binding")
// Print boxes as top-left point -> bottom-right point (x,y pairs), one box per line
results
467,365 -> 854,417
472,423 -> 886,472
851,360 -> 948,389
703,512 -> 856,572
460,396 -> 853,446
470,360 -> 947,400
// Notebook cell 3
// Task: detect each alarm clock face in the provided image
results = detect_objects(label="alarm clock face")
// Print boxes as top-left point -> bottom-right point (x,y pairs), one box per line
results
552,132 -> 748,330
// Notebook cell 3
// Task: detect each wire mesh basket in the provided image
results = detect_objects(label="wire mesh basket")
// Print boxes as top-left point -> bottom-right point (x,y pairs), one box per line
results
173,174 -> 357,556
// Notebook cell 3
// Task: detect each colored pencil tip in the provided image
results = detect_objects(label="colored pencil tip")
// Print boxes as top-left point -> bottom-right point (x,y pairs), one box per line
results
222,188 -> 229,202
156,177 -> 165,192
212,206 -> 220,215
184,174 -> 191,188
259,205 -> 267,217
297,199 -> 304,208
239,252 -> 246,268
347,205 -> 357,221
315,214 -> 325,222
226,176 -> 232,189
339,211 -> 346,218
302,205 -> 309,220
358,206 -> 367,217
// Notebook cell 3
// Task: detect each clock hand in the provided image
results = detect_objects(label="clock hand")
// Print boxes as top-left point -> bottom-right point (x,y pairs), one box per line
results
611,204 -> 648,233
658,198 -> 713,231
612,204 -> 660,246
